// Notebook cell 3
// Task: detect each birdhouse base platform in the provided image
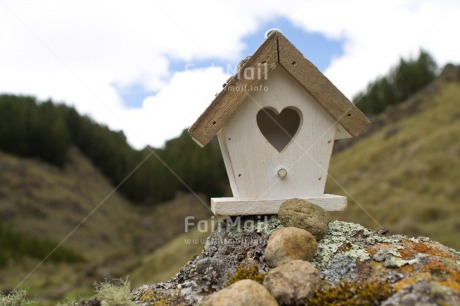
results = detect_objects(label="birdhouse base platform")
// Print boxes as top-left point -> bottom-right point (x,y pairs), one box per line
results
211,194 -> 346,216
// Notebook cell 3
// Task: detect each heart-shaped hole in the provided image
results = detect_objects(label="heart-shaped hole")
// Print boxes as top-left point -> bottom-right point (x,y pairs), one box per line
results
256,107 -> 302,152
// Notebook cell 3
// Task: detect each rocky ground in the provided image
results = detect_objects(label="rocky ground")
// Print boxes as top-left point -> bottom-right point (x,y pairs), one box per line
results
76,198 -> 460,305
122,215 -> 460,305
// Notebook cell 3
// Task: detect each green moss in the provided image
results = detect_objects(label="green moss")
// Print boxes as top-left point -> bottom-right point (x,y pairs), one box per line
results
226,263 -> 266,286
306,279 -> 395,306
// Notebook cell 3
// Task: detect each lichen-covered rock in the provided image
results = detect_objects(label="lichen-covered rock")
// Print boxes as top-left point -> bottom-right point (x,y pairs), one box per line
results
131,216 -> 282,305
265,227 -> 317,268
381,280 -> 460,306
202,279 -> 278,306
278,198 -> 329,240
264,260 -> 320,305
131,218 -> 460,306
313,221 -> 460,304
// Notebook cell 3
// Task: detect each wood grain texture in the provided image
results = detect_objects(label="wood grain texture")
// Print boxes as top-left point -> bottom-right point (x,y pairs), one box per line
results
217,130 -> 239,198
188,32 -> 279,147
211,194 -> 347,216
189,31 -> 369,147
220,67 -> 336,199
277,34 -> 370,137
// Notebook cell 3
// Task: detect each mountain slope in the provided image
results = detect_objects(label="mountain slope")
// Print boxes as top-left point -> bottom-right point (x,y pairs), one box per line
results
0,146 -> 212,302
327,65 -> 460,249
0,146 -> 139,259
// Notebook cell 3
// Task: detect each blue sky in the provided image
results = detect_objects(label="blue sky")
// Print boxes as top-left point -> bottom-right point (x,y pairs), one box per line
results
1,0 -> 458,148
118,18 -> 344,108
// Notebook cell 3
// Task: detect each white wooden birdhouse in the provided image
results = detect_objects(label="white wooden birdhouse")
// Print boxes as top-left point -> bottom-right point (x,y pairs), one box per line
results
188,30 -> 370,216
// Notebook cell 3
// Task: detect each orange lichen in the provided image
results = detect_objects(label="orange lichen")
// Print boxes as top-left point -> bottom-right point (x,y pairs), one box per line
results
398,244 -> 416,259
399,263 -> 415,274
366,246 -> 377,256
368,240 -> 457,262
366,242 -> 393,256
399,240 -> 456,260
425,260 -> 448,278
393,257 -> 460,291
366,239 -> 460,294
393,272 -> 431,291
422,259 -> 460,283
336,242 -> 352,253
438,280 -> 460,291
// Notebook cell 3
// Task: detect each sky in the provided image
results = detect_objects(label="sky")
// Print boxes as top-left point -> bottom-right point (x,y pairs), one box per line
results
0,0 -> 459,149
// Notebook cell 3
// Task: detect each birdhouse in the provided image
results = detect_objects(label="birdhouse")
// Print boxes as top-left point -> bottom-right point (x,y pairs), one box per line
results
188,30 -> 370,216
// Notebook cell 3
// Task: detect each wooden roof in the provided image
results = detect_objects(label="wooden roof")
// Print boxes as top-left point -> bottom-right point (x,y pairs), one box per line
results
188,31 -> 370,147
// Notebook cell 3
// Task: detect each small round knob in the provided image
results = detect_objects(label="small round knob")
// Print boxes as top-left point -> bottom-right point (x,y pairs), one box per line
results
278,168 -> 287,179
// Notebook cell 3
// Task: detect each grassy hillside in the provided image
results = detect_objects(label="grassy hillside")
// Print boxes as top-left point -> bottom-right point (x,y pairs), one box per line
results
131,226 -> 211,287
0,146 -> 140,259
327,67 -> 460,249
0,146 -> 211,303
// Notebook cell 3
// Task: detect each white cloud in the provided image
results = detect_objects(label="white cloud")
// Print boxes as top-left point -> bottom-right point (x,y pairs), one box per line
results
0,0 -> 459,149
287,0 -> 460,97
123,66 -> 228,148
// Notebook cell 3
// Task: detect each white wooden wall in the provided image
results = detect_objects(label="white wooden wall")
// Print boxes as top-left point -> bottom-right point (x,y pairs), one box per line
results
219,67 -> 339,200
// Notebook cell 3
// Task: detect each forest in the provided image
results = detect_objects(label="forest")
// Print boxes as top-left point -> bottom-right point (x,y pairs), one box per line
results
0,50 -> 437,205
0,96 -> 226,205
354,50 -> 437,115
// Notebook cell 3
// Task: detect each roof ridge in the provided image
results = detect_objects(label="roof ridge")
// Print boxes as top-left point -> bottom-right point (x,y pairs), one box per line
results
189,32 -> 370,147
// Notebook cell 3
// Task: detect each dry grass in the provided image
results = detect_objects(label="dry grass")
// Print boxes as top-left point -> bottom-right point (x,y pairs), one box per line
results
0,147 -> 140,260
327,81 -> 460,249
95,278 -> 133,306
0,147 -> 211,304
131,225 -> 211,286
0,289 -> 32,306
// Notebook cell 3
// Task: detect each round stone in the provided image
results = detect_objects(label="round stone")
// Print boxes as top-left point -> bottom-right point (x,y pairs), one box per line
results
202,279 -> 278,306
278,198 -> 330,240
264,227 -> 317,268
264,260 -> 321,305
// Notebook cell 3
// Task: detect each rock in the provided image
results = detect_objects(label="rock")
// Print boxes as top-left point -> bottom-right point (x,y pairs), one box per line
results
202,279 -> 278,306
377,227 -> 390,235
321,253 -> 357,284
130,218 -> 460,306
265,227 -> 317,268
381,281 -> 460,306
314,220 -> 460,303
131,216 -> 282,305
383,256 -> 417,268
373,250 -> 386,262
278,198 -> 329,240
264,260 -> 320,305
